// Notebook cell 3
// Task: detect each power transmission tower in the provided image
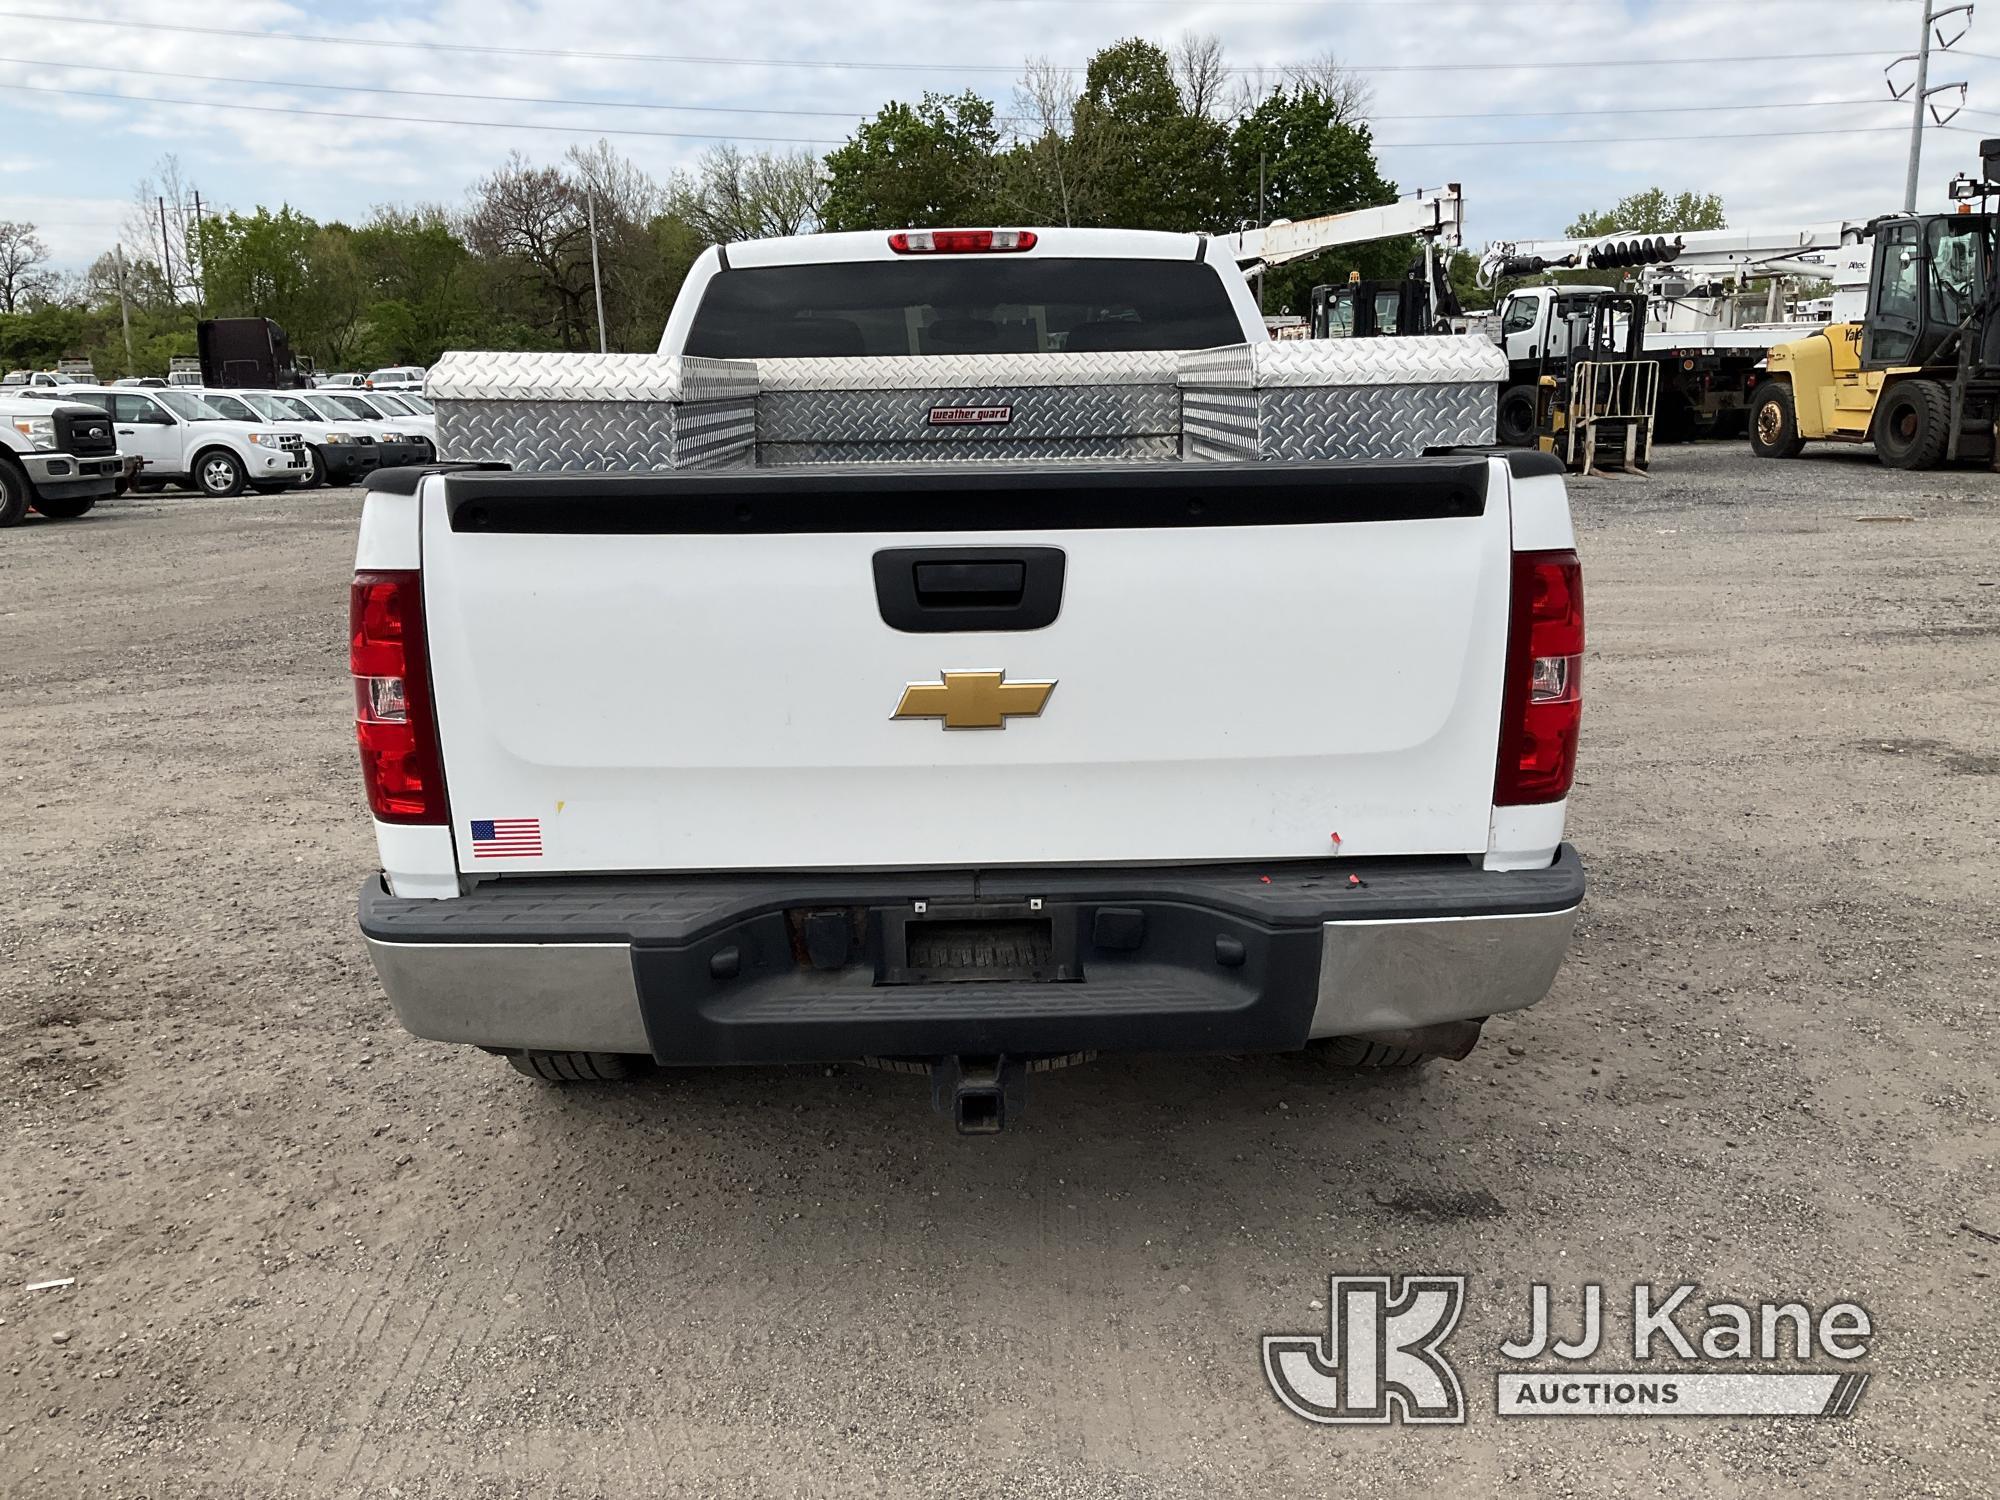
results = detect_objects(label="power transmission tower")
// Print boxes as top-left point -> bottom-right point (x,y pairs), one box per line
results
1890,2 -> 1972,213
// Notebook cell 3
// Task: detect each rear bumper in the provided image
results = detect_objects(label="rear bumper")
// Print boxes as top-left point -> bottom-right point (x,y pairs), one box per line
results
359,848 -> 1584,1062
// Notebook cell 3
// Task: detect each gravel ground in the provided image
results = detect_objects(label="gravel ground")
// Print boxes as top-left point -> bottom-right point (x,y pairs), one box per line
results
2,445 -> 1995,1498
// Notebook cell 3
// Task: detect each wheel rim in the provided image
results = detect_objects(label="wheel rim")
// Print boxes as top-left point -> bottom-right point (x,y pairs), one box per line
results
1755,400 -> 1784,445
201,457 -> 236,492
305,450 -> 320,484
1890,402 -> 1918,442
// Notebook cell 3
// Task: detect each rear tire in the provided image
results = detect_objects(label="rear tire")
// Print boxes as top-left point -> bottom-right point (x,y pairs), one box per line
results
1309,1036 -> 1434,1069
1873,379 -> 1950,470
130,478 -> 166,494
504,1050 -> 638,1083
29,493 -> 95,520
0,460 -> 31,527
1749,381 -> 1806,459
1496,383 -> 1539,447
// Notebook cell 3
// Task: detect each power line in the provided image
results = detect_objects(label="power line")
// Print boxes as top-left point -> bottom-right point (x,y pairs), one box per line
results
0,80 -> 840,144
0,9 -> 1906,76
0,54 -> 1930,128
0,77 -> 1965,153
0,54 -> 873,119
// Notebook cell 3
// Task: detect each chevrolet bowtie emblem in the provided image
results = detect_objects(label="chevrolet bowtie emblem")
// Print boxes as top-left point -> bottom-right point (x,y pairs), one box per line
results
893,670 -> 1056,730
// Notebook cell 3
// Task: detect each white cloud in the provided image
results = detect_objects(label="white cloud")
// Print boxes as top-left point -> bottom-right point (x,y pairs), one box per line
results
4,0 -> 1998,265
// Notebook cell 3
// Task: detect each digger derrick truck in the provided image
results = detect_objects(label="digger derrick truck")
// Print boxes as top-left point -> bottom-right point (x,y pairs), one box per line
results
1478,223 -> 1872,444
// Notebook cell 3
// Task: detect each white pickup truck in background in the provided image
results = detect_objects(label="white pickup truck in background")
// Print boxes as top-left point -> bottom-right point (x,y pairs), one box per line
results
0,392 -> 125,526
352,226 -> 1585,1132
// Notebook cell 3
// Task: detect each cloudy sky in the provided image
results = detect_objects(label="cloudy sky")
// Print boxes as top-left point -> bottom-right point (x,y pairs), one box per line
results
3,0 -> 1997,269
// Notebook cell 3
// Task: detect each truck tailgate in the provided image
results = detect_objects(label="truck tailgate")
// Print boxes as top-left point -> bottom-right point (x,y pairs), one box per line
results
419,460 -> 1512,874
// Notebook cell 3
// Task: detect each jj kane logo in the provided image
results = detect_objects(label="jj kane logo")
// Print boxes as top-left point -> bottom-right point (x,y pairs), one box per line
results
1263,1276 -> 1468,1425
1265,1277 -> 1873,1424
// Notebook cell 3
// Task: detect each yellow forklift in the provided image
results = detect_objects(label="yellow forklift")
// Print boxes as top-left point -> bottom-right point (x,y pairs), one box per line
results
1750,140 -> 2000,469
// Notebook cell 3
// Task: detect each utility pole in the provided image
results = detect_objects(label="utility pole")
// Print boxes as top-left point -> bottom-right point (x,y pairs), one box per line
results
191,189 -> 205,311
158,196 -> 175,302
1891,1 -> 1973,213
113,244 -> 135,376
586,189 -> 608,354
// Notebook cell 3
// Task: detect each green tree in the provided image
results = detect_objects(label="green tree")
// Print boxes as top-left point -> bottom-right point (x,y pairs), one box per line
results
1566,188 -> 1725,238
1229,83 -> 1401,316
1069,39 -> 1230,232
195,207 -> 369,365
1446,249 -> 1487,312
352,209 -> 476,365
821,92 -> 1004,232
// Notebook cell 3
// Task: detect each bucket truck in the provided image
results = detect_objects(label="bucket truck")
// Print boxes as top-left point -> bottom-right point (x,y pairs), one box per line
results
1475,222 -> 1873,443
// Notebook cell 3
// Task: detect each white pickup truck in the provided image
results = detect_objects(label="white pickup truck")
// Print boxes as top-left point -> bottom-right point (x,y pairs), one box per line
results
353,227 -> 1585,1131
0,392 -> 125,525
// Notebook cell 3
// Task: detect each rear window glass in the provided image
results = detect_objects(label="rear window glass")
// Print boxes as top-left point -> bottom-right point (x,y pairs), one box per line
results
683,257 -> 1243,358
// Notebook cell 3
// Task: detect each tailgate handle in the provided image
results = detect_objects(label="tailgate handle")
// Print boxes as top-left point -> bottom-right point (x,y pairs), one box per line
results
914,560 -> 1025,605
874,547 -> 1065,633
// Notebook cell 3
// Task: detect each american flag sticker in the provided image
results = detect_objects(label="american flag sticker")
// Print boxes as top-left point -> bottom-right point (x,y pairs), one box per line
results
469,818 -> 543,858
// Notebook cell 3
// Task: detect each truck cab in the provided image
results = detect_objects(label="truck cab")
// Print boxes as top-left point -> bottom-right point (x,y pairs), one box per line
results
1492,285 -> 1623,369
0,394 -> 125,526
1755,206 -> 1999,468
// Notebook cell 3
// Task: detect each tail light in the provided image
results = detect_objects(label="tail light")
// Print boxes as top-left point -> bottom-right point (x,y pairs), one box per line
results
887,229 -> 1038,255
1494,550 -> 1583,805
350,571 -> 447,823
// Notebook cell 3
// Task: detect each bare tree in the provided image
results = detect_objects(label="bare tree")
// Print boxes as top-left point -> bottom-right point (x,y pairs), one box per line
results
1006,56 -> 1099,226
123,153 -> 208,300
674,145 -> 825,243
86,248 -> 171,311
564,139 -> 664,225
24,268 -> 87,310
0,221 -> 51,312
463,152 -> 594,348
1282,50 -> 1375,125
1229,51 -> 1373,126
1171,33 -> 1231,120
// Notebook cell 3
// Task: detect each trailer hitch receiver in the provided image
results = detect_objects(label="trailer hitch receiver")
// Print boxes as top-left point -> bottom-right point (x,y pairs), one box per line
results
930,1055 -> 1028,1135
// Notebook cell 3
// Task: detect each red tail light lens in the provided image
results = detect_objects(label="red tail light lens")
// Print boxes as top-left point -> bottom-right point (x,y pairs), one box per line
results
887,229 -> 1038,255
350,570 -> 446,823
1494,550 -> 1583,805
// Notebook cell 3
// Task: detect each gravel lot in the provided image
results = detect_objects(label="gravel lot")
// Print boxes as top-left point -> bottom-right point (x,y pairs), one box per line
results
2,445 -> 1995,1498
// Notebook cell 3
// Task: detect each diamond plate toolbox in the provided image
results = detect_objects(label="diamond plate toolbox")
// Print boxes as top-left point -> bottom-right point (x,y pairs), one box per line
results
430,351 -> 759,471
1179,337 -> 1506,461
425,337 -> 1506,471
756,351 -> 1183,465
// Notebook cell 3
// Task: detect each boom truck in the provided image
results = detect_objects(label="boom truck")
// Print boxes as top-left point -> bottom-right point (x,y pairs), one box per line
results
1224,186 -> 1467,339
1476,223 -> 1872,444
353,218 -> 1586,1132
1751,141 -> 2000,469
